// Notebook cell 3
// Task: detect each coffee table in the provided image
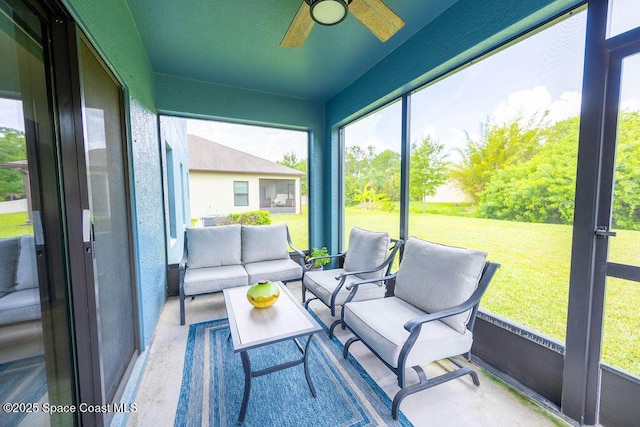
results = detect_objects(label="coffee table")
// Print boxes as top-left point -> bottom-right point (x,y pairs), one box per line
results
223,282 -> 322,424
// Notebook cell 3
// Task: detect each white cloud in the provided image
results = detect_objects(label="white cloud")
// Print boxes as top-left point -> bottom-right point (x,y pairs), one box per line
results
491,86 -> 581,127
421,125 -> 438,141
621,98 -> 640,112
0,98 -> 24,131
548,91 -> 582,122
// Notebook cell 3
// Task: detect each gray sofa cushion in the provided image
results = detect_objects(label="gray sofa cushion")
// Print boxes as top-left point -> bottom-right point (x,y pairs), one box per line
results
343,227 -> 390,280
303,268 -> 387,308
344,296 -> 473,368
244,258 -> 303,284
186,225 -> 242,269
15,235 -> 38,291
395,237 -> 487,334
183,265 -> 248,295
0,237 -> 20,295
0,288 -> 41,324
241,224 -> 290,264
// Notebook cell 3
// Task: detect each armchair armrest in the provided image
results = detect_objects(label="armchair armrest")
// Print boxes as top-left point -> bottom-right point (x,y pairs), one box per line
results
285,227 -> 306,268
305,253 -> 346,269
343,273 -> 397,303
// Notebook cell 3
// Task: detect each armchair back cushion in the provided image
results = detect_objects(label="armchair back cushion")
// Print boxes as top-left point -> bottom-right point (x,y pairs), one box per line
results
241,224 -> 290,264
395,237 -> 487,334
186,225 -> 242,268
343,227 -> 390,280
15,235 -> 38,291
0,237 -> 20,295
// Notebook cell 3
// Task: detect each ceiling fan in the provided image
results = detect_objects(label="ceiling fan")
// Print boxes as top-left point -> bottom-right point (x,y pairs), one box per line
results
281,0 -> 405,48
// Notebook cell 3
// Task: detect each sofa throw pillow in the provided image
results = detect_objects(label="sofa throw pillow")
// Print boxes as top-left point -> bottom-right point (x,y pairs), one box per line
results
241,224 -> 290,264
395,237 -> 487,334
14,235 -> 38,291
343,227 -> 390,280
0,237 -> 21,295
186,225 -> 242,269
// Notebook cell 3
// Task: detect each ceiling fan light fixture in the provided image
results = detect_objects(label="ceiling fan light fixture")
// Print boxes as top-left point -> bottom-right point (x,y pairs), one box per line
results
309,0 -> 348,26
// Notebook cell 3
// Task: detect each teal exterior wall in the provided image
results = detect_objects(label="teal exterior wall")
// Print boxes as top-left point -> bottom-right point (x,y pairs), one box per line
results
62,0 -> 165,348
324,0 -> 583,250
159,116 -> 189,265
154,73 -> 327,249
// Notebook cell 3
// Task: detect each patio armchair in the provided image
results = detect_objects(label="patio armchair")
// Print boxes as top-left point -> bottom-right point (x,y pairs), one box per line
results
341,237 -> 500,419
302,226 -> 403,337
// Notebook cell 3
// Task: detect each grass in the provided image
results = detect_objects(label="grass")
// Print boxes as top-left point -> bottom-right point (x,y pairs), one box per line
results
0,212 -> 33,238
274,205 -> 640,378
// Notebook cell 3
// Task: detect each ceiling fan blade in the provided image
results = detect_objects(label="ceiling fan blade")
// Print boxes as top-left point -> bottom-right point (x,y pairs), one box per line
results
350,0 -> 405,42
280,1 -> 314,47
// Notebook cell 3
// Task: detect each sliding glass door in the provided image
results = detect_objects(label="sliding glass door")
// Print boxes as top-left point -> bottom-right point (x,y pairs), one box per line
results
0,0 -> 75,425
77,34 -> 139,409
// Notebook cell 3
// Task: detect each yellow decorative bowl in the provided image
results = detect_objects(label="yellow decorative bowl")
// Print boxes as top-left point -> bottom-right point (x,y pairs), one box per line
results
246,280 -> 280,308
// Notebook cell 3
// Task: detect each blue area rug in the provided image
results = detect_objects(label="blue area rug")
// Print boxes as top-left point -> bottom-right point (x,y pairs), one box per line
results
0,354 -> 47,426
175,317 -> 412,426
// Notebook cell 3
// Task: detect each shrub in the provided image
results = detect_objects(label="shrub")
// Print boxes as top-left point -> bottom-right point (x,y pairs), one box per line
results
218,210 -> 271,225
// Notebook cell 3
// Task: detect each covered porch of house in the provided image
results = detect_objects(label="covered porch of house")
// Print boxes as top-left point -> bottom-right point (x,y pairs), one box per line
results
128,280 -> 572,426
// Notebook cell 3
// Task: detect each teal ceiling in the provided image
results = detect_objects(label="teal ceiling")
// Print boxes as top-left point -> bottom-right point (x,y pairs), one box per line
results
126,0 -> 459,102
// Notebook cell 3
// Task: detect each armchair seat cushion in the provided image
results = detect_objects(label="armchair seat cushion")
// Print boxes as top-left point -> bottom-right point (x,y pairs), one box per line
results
344,296 -> 472,369
244,259 -> 303,284
0,288 -> 41,324
303,268 -> 386,308
183,265 -> 248,296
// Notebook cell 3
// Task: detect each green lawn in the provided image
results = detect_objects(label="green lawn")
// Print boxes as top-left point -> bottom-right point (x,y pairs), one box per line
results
0,212 -> 33,238
274,206 -> 640,377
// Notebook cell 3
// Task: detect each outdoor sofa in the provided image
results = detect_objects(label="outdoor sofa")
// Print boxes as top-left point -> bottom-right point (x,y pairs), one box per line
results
179,223 -> 305,324
0,235 -> 40,325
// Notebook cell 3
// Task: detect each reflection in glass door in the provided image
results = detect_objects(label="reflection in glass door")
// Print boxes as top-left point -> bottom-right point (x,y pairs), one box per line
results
601,52 -> 640,378
0,1 -> 75,425
78,35 -> 139,407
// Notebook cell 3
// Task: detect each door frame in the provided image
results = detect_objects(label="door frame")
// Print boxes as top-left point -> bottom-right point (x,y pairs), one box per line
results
49,10 -> 140,427
562,1 -> 640,422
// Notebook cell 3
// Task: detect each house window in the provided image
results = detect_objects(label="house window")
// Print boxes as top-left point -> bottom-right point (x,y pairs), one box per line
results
166,145 -> 177,238
234,181 -> 248,206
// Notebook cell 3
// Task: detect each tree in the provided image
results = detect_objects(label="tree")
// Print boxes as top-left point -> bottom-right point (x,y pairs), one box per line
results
409,136 -> 448,213
278,151 -> 308,196
370,150 -> 401,201
476,112 -> 640,229
611,111 -> 640,230
0,127 -> 27,200
353,182 -> 392,211
451,115 -> 545,203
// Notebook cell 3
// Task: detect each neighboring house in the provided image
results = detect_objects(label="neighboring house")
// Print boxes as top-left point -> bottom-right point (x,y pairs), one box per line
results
188,134 -> 306,220
424,181 -> 470,204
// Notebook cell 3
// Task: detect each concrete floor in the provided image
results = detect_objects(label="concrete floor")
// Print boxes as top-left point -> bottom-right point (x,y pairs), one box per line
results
128,282 -> 571,427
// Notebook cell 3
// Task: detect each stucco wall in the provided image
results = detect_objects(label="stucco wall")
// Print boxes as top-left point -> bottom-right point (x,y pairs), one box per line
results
159,116 -> 189,265
62,0 -> 165,347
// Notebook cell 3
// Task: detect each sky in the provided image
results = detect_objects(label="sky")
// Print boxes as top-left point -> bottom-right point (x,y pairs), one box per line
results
344,9 -> 640,165
187,119 -> 308,163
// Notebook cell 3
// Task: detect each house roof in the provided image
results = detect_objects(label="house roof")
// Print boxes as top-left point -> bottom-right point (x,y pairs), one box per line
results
188,134 -> 306,177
